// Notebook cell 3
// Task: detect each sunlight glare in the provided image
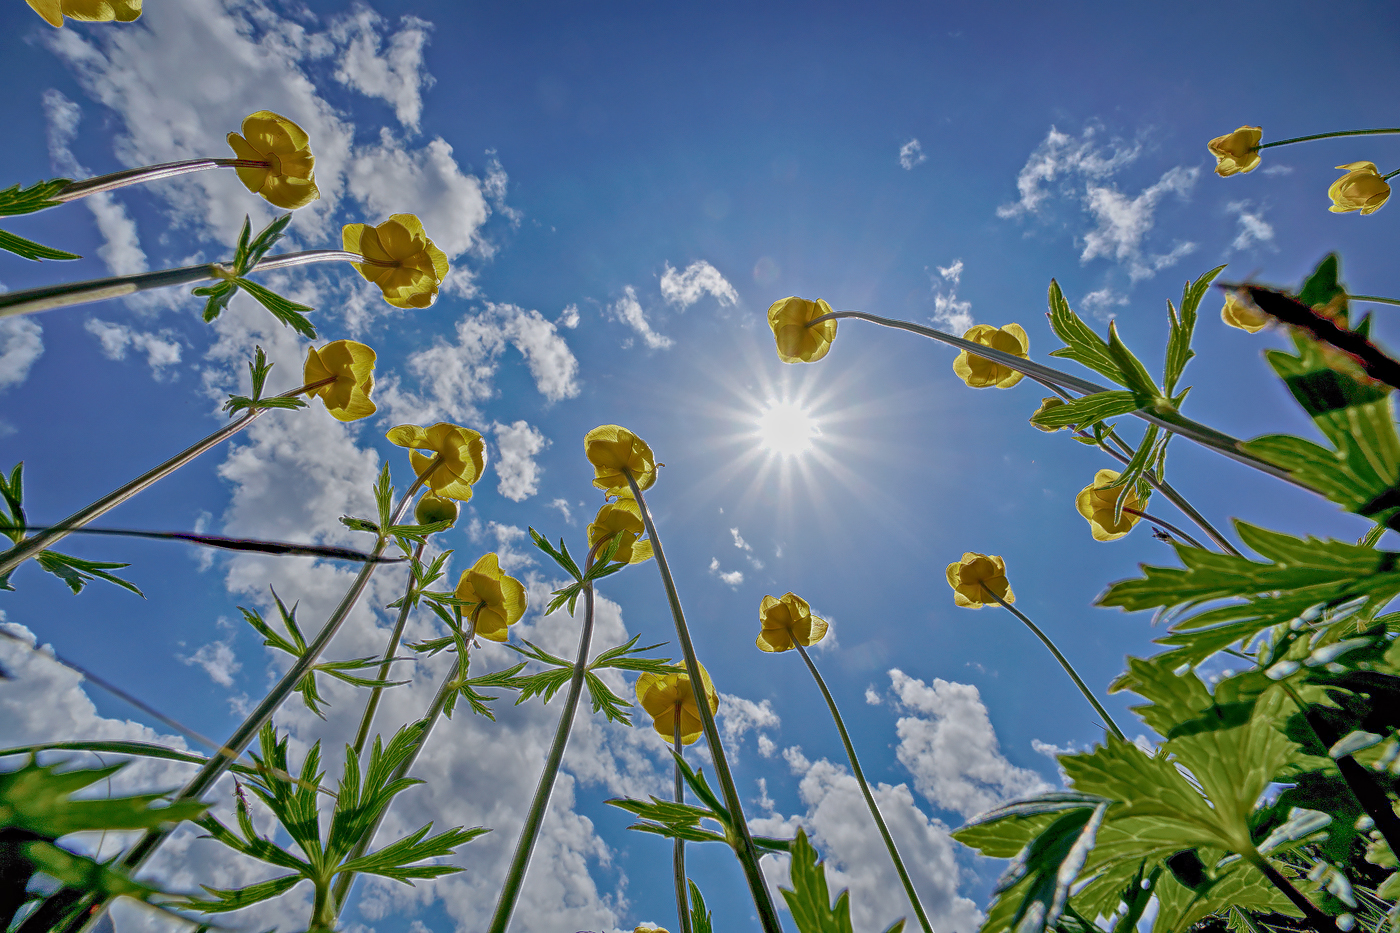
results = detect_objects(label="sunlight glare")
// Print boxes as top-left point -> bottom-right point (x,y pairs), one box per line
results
757,399 -> 818,456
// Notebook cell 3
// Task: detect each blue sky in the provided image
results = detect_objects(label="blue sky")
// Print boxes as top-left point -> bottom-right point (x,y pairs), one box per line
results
1,1 -> 1398,931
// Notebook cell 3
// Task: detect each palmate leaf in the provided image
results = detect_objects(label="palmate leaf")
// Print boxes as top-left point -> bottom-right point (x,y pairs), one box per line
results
1046,280 -> 1126,385
193,214 -> 316,337
1030,390 -> 1139,430
780,828 -> 906,933
0,757 -> 206,837
33,549 -> 143,596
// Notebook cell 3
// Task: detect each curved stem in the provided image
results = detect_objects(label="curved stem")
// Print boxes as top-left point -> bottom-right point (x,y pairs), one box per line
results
485,548 -> 601,933
1121,508 -> 1208,551
625,471 -> 785,933
1247,855 -> 1342,933
673,717 -> 694,933
0,250 -> 369,320
1255,128 -> 1400,150
980,585 -> 1126,741
50,158 -> 267,203
1383,169 -> 1400,182
0,375 -> 330,583
350,539 -> 427,758
811,309 -> 1305,489
1350,294 -> 1400,306
794,643 -> 935,933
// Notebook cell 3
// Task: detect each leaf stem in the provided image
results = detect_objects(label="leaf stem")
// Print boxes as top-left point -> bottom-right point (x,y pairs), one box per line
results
673,717 -> 694,933
1120,508 -> 1208,551
1255,128 -> 1400,150
350,539 -> 427,758
809,309 -> 1305,490
1350,294 -> 1400,306
625,471 -> 785,933
48,158 -> 270,203
1248,855 -> 1342,933
980,585 -> 1126,741
485,545 -> 602,933
794,642 -> 934,933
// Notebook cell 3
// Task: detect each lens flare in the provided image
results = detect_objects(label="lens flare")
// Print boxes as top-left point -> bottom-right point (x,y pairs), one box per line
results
757,400 -> 818,456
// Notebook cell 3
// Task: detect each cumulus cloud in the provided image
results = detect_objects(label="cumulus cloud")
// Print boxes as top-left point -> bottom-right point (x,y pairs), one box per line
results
557,304 -> 580,329
719,693 -> 779,752
1080,288 -> 1128,320
547,498 -> 574,524
609,286 -> 672,349
0,319 -> 44,391
929,259 -> 973,332
708,556 -> 743,587
85,319 -> 182,376
659,260 -> 738,310
1227,199 -> 1275,250
331,9 -> 434,132
899,138 -> 926,170
493,420 -> 548,502
889,669 -> 1051,819
997,125 -> 1140,219
1080,165 -> 1199,280
178,639 -> 241,687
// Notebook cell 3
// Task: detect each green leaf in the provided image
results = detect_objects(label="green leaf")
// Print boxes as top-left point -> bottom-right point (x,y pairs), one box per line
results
1163,265 -> 1226,396
340,516 -> 381,535
243,213 -> 293,269
0,178 -> 72,216
779,827 -> 910,933
583,671 -> 633,724
0,227 -> 81,261
236,277 -> 317,338
529,527 -> 583,582
35,550 -> 143,596
1298,253 -> 1345,313
991,805 -> 1108,933
1105,321 -> 1161,400
1030,390 -> 1140,430
688,879 -> 714,933
1046,280 -> 1126,384
185,874 -> 302,913
0,757 -> 207,837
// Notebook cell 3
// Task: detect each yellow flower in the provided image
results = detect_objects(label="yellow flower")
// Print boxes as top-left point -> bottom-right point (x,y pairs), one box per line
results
588,496 -> 653,564
1031,397 -> 1067,432
1075,468 -> 1143,542
385,422 -> 486,501
26,0 -> 140,27
636,663 -> 719,746
1220,293 -> 1270,334
226,111 -> 320,210
1207,126 -> 1262,177
584,425 -> 657,492
303,340 -> 376,422
414,492 -> 459,527
1328,162 -> 1391,215
953,323 -> 1029,389
945,553 -> 1014,609
768,297 -> 838,364
342,214 -> 450,309
756,592 -> 829,653
455,552 -> 527,642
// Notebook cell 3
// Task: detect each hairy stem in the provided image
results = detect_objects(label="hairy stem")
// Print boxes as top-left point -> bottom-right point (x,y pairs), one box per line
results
1250,856 -> 1342,933
980,586 -> 1126,741
626,471 -> 785,933
795,643 -> 935,933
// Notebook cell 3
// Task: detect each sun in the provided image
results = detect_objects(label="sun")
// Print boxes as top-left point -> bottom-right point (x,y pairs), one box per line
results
756,399 -> 819,456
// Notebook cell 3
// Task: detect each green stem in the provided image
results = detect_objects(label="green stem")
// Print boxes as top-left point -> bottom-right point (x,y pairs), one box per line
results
794,643 -> 934,933
0,376 -> 330,583
1351,294 -> 1400,306
0,249 -> 365,319
1383,170 -> 1400,181
980,585 -> 1126,741
1247,855 -> 1342,933
1120,508 -> 1208,551
485,548 -> 601,933
625,471 -> 785,933
349,539 -> 427,758
1255,128 -> 1400,149
813,310 -> 1304,489
50,158 -> 269,204
674,717 -> 694,933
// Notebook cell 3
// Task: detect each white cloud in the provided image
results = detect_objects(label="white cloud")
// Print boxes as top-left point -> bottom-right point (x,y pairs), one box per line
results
708,556 -> 743,587
888,669 -> 1051,819
1080,288 -> 1128,320
719,694 -> 780,751
1262,164 -> 1294,176
482,151 -> 522,226
998,125 -> 1140,219
928,259 -> 973,332
937,260 -> 963,286
85,318 -> 182,376
1227,200 -> 1275,250
0,319 -> 44,391
753,747 -> 984,933
899,138 -> 926,170
731,528 -> 751,552
42,89 -> 148,277
557,304 -> 580,329
493,420 -> 548,502
178,639 -> 241,687
331,9 -> 434,132
659,261 -> 738,310
1080,165 -> 1199,280
547,498 -> 574,525
609,286 -> 672,350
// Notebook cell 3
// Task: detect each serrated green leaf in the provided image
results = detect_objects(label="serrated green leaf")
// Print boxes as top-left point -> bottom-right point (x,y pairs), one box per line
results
1298,253 -> 1345,313
1046,280 -> 1126,384
1163,265 -> 1225,396
689,879 -> 714,933
0,227 -> 81,261
1030,390 -> 1140,429
0,178 -> 72,216
236,277 -> 317,338
35,550 -> 143,596
1106,321 -> 1161,400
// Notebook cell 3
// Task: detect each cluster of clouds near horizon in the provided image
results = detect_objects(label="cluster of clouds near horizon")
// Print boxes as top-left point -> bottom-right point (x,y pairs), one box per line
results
0,2 -> 1247,931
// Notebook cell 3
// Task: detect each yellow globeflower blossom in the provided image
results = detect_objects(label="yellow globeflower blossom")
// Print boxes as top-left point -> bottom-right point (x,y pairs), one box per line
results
1031,397 -> 1067,432
26,0 -> 140,27
303,340 -> 376,422
1328,162 -> 1391,215
342,214 -> 450,309
636,663 -> 719,746
768,297 -> 838,364
1220,293 -> 1270,334
226,111 -> 320,210
385,422 -> 486,501
455,552 -> 527,642
756,592 -> 829,653
953,323 -> 1029,389
588,496 -> 653,564
1075,468 -> 1143,542
1207,126 -> 1262,177
584,425 -> 657,492
946,553 -> 1014,608
414,492 -> 459,527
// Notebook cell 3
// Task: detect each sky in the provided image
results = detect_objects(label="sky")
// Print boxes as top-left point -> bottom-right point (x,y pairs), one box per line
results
1,1 -> 1399,931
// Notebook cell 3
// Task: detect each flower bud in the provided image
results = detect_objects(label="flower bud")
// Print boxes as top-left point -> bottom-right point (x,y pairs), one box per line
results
415,492 -> 459,527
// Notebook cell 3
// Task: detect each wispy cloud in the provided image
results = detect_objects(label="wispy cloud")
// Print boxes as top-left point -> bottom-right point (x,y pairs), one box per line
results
899,138 -> 926,170
708,556 -> 743,587
997,125 -> 1140,219
660,260 -> 738,310
1226,199 -> 1275,251
929,259 -> 973,332
330,9 -> 434,132
1080,165 -> 1199,280
610,285 -> 673,349
85,319 -> 182,377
